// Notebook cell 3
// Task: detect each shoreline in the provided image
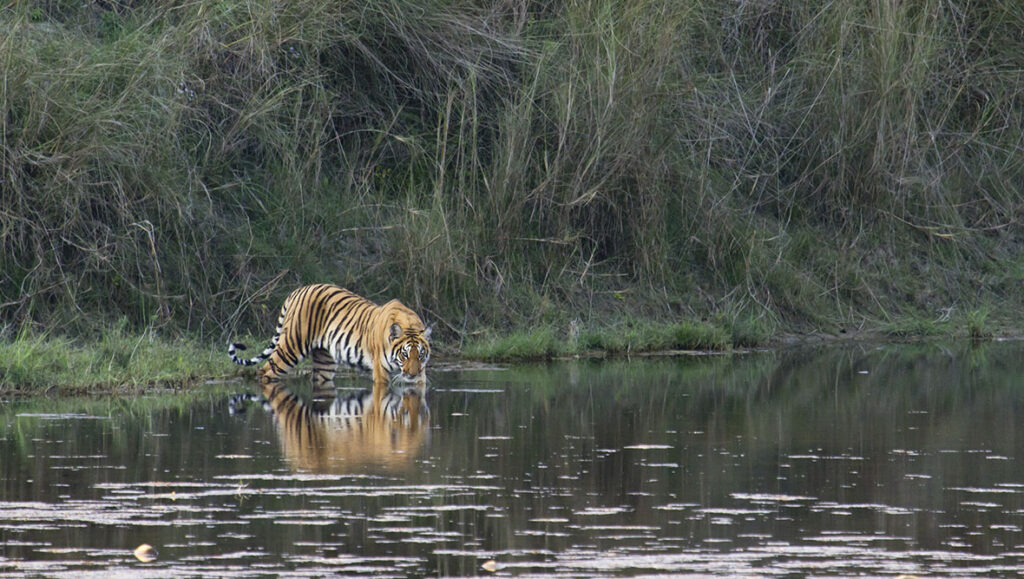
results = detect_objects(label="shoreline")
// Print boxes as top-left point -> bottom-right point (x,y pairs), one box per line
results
1,324 -> 1017,400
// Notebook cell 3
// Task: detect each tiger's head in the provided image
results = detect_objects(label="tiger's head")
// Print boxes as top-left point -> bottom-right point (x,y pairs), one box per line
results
388,323 -> 431,381
383,304 -> 432,391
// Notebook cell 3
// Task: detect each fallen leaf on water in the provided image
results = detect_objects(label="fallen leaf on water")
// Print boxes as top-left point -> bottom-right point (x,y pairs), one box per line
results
134,543 -> 157,563
481,559 -> 497,572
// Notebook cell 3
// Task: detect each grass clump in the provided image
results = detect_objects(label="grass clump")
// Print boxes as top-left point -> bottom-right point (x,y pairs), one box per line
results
966,308 -> 992,340
0,322 -> 227,396
883,317 -> 949,339
463,327 -> 567,362
466,319 -> 731,362
579,322 -> 731,354
721,316 -> 773,349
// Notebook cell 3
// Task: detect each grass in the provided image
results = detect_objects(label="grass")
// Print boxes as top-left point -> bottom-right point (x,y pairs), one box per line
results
464,319 -> 734,362
883,318 -> 950,340
0,322 -> 231,396
463,327 -> 569,362
0,0 -> 1022,382
967,308 -> 993,340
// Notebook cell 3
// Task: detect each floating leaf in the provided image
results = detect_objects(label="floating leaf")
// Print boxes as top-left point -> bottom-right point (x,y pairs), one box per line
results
133,543 -> 157,563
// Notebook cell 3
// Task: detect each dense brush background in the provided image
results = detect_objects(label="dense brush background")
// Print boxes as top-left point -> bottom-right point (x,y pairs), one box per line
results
2,0 -> 1022,346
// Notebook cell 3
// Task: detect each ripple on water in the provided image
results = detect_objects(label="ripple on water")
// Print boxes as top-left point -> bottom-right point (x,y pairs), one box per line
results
730,493 -> 817,504
573,506 -> 632,516
622,444 -> 673,450
15,413 -> 112,420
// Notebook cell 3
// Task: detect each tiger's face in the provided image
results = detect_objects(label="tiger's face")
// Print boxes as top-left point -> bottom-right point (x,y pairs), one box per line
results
388,323 -> 431,384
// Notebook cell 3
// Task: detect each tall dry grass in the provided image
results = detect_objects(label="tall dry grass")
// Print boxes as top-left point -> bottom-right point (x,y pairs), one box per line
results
1,0 -> 1022,341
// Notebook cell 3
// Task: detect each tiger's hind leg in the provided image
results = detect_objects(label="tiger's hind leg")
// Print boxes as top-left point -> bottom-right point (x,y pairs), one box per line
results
310,348 -> 338,412
258,345 -> 304,383
310,347 -> 337,386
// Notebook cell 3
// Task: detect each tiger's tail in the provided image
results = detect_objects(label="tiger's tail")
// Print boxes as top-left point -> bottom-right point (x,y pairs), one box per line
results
228,301 -> 288,366
227,392 -> 269,415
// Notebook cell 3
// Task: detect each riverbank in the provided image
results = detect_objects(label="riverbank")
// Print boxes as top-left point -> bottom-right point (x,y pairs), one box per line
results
0,308 -> 1013,398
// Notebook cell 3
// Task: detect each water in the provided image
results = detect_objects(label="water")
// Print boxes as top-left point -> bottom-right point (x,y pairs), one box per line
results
2,342 -> 1024,576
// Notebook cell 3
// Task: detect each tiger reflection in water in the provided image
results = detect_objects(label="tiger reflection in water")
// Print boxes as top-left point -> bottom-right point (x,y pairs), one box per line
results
230,380 -> 429,473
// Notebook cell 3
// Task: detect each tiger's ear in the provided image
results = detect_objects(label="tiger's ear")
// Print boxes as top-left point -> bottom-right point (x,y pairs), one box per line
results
424,326 -> 432,340
389,323 -> 403,341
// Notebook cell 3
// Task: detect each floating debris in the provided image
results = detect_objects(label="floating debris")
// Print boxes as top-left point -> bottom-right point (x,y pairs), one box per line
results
134,543 -> 157,563
481,559 -> 498,572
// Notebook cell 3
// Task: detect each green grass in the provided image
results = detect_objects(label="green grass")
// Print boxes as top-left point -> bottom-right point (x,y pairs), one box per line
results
881,306 -> 1001,341
464,319 -> 733,362
883,318 -> 950,339
0,323 -> 231,396
463,327 -> 568,362
579,322 -> 731,355
966,308 -> 993,340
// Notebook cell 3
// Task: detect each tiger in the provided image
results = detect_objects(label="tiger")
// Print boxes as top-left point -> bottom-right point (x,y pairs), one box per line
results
228,283 -> 431,415
230,381 -> 430,473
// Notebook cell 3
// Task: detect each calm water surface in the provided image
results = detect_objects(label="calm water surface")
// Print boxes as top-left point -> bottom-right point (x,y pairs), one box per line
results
2,342 -> 1024,576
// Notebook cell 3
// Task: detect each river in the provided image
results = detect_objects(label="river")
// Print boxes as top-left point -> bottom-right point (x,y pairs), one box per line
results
2,341 -> 1023,575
